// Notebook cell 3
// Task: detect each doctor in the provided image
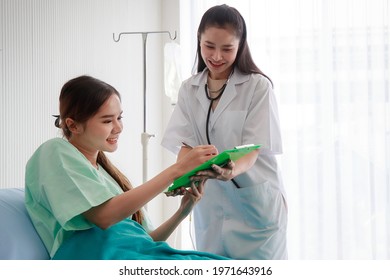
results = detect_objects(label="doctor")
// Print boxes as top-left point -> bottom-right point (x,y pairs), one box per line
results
162,4 -> 288,260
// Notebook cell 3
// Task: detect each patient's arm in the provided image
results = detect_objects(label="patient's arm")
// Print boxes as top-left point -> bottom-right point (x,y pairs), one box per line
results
148,180 -> 205,241
82,146 -> 216,230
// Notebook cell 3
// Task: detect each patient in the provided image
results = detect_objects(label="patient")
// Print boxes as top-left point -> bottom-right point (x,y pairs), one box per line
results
24,75 -> 228,260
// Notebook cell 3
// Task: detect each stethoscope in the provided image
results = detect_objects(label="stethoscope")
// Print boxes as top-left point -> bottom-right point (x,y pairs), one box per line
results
204,70 -> 241,188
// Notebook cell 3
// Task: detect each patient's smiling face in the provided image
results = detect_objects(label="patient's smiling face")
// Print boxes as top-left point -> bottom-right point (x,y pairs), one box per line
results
68,94 -> 123,167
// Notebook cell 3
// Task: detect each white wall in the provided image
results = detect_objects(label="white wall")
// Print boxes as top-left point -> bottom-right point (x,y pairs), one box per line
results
0,0 -> 182,244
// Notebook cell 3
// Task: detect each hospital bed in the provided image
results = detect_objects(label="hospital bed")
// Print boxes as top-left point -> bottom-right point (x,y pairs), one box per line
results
0,188 -> 49,259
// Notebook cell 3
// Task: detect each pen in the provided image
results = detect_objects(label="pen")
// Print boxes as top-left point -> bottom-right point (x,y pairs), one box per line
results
181,142 -> 193,149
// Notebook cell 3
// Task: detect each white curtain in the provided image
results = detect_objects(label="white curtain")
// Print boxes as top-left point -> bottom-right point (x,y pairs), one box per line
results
180,0 -> 390,259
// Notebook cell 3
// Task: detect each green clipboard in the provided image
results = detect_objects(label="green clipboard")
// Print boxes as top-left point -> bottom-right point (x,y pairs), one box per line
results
167,144 -> 261,192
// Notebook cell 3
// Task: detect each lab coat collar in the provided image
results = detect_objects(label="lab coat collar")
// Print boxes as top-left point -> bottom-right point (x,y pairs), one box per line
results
193,68 -> 249,131
191,67 -> 249,85
193,69 -> 210,113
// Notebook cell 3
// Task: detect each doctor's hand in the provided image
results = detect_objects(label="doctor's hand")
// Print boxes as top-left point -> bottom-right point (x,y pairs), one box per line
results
192,159 -> 236,182
177,180 -> 206,217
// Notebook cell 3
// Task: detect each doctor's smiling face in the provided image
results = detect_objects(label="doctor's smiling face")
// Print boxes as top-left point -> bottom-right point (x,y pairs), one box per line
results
199,26 -> 239,80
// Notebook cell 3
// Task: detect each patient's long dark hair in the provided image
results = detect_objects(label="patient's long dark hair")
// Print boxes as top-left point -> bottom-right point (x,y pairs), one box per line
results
54,75 -> 143,225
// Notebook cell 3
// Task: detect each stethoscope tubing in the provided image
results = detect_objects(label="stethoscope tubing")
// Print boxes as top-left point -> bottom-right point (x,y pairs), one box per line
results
204,71 -> 241,188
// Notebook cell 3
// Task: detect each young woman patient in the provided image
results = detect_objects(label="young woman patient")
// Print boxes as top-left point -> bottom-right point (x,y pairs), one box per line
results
24,75 -> 228,260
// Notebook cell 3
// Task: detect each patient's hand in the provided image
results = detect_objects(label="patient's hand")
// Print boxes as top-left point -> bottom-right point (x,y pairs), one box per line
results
176,145 -> 217,174
177,180 -> 206,217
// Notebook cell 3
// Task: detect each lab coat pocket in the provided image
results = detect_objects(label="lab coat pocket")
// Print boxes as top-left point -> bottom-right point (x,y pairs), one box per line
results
235,181 -> 284,229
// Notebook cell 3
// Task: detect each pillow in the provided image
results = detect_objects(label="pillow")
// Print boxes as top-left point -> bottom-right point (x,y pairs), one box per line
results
0,188 -> 50,259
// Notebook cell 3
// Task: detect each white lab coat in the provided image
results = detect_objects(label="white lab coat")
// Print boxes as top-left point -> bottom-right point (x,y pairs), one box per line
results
162,68 -> 288,260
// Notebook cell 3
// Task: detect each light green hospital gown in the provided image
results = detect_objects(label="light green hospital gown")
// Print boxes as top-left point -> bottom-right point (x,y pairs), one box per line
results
25,138 -> 154,258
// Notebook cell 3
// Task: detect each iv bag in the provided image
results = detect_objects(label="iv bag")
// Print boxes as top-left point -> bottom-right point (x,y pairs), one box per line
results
164,42 -> 182,105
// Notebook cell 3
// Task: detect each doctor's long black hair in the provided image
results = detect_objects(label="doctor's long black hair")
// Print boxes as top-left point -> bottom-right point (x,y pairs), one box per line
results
195,4 -> 273,86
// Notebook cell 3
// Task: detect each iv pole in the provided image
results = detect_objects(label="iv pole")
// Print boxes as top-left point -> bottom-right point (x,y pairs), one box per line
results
113,31 -> 177,183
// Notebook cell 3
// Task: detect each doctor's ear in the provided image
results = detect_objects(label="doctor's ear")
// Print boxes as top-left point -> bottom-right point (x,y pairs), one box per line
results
65,118 -> 83,134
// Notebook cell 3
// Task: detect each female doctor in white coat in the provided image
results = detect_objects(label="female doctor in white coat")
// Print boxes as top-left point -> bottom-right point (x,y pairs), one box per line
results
162,4 -> 288,260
